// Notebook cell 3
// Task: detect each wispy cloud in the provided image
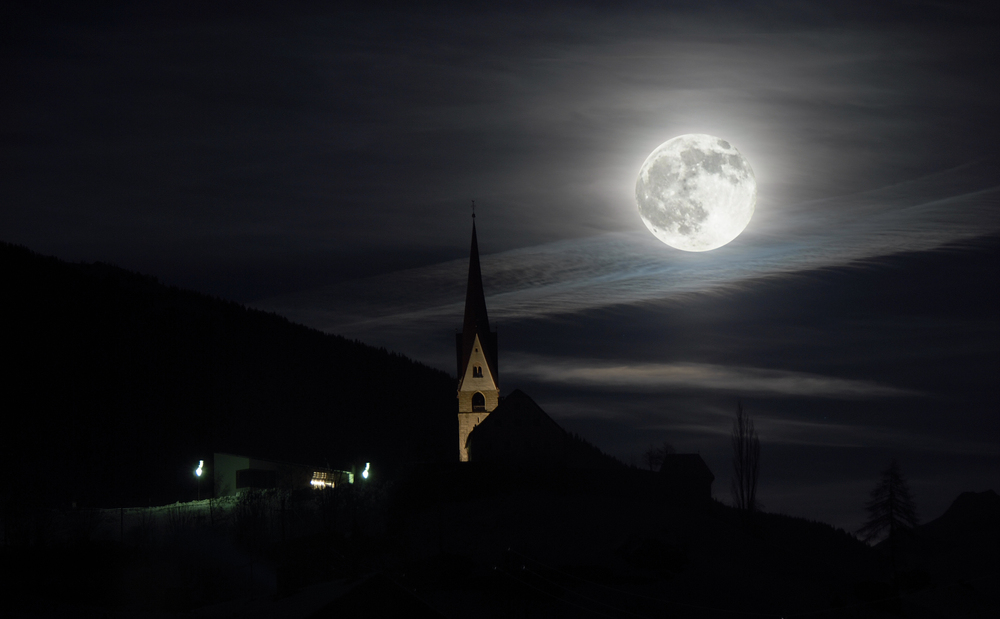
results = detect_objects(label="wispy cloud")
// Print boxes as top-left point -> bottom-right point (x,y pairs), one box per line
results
539,389 -> 998,458
504,354 -> 919,399
256,161 -> 1000,338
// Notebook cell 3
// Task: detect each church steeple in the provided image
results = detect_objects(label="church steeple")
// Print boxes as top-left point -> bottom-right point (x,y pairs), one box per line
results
457,221 -> 498,385
456,218 -> 499,462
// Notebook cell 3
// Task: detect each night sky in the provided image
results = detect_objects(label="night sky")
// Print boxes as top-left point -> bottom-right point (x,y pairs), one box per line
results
3,1 -> 998,530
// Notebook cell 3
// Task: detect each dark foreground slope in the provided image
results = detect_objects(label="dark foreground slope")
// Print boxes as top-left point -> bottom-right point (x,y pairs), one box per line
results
902,489 -> 1000,588
373,476 -> 999,618
9,469 -> 996,618
1,242 -> 456,508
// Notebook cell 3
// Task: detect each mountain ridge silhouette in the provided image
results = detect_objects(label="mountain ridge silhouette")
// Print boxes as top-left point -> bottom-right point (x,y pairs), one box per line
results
1,241 -> 457,508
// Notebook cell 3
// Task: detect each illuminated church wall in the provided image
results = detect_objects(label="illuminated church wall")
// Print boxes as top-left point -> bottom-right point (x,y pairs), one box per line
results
456,220 -> 499,462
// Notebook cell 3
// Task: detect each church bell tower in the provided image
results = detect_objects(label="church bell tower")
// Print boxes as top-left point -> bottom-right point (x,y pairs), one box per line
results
456,217 -> 498,462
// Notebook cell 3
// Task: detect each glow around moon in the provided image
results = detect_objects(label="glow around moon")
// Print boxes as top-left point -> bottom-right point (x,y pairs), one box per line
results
636,134 -> 756,252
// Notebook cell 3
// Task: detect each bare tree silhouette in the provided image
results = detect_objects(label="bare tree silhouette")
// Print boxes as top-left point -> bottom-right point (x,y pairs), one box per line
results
731,400 -> 760,513
857,458 -> 918,583
642,444 -> 664,471
642,442 -> 676,471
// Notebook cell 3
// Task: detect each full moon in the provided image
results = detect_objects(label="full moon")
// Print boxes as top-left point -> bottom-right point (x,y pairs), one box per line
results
636,134 -> 756,252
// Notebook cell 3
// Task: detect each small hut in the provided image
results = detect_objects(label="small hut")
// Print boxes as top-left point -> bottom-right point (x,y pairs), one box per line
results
659,454 -> 714,503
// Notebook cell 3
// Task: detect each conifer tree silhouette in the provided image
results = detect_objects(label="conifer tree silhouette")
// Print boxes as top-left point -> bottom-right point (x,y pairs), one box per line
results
857,458 -> 918,584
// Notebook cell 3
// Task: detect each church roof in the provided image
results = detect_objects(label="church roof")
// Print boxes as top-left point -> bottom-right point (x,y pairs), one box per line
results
466,389 -> 568,464
468,390 -> 621,469
477,389 -> 564,432
457,221 -> 498,383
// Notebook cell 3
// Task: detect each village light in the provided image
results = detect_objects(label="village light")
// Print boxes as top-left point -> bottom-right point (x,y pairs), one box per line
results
362,462 -> 370,479
310,472 -> 335,489
194,460 -> 205,501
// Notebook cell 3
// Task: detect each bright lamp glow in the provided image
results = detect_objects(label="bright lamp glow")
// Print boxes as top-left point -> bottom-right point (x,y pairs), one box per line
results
195,460 -> 204,477
362,462 -> 370,479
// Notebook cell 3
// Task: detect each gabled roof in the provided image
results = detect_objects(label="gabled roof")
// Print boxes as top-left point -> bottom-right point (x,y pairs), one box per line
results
475,389 -> 564,434
659,453 -> 715,482
466,389 -> 568,464
457,221 -> 498,383
467,390 -> 621,469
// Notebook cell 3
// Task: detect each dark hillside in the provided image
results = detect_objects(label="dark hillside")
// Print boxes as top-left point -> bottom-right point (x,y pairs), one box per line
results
1,242 -> 456,508
392,473 -> 886,618
907,489 -> 1000,581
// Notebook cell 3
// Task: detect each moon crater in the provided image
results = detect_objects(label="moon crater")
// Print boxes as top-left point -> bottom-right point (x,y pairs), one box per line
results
636,134 -> 756,252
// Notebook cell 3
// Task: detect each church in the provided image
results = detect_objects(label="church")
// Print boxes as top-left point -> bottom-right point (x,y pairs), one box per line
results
453,218 -> 715,503
452,218 -> 625,469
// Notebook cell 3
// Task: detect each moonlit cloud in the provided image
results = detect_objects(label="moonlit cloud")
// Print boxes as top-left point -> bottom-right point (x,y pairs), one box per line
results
256,160 -> 999,339
628,416 -> 997,457
503,354 -> 918,399
753,418 -> 999,456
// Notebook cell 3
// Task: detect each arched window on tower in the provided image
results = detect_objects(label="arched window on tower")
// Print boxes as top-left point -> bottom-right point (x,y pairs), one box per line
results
473,365 -> 483,378
472,392 -> 486,412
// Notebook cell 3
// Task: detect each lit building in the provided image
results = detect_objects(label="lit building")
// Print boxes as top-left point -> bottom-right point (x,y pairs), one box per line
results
213,452 -> 354,496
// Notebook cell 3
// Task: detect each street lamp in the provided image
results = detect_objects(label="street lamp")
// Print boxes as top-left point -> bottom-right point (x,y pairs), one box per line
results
362,462 -> 370,480
195,460 -> 204,500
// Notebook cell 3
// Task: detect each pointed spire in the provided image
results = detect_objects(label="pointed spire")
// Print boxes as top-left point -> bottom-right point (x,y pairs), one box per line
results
463,220 -> 491,338
457,219 -> 498,385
